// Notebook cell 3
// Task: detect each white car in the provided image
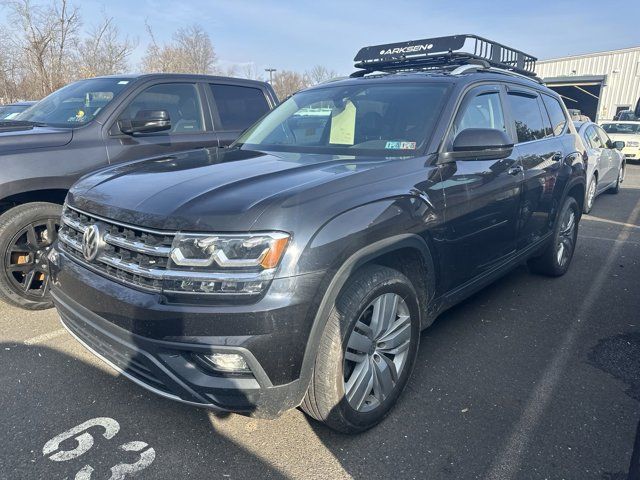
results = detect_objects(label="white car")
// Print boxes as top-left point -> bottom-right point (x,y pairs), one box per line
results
575,121 -> 626,213
601,121 -> 640,162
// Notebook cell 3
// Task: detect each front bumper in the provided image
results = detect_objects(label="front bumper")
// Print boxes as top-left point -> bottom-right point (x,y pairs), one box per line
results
50,248 -> 324,418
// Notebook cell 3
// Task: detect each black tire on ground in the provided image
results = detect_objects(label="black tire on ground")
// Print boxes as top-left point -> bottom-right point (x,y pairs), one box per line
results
0,202 -> 62,310
584,177 -> 597,214
608,161 -> 625,194
301,264 -> 421,433
527,196 -> 579,277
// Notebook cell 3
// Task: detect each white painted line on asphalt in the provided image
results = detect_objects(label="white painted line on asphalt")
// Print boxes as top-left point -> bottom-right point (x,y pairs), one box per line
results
486,198 -> 640,480
23,328 -> 67,345
583,216 -> 640,230
580,234 -> 640,246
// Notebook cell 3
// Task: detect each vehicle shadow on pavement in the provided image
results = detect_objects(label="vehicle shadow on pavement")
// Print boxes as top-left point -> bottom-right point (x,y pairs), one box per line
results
0,342 -> 288,479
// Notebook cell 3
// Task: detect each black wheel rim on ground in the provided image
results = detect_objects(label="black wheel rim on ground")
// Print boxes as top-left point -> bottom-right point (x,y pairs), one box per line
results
4,218 -> 59,299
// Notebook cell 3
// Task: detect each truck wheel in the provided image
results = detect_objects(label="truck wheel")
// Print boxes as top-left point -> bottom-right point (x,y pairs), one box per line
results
527,196 -> 579,277
0,202 -> 62,310
301,265 -> 421,433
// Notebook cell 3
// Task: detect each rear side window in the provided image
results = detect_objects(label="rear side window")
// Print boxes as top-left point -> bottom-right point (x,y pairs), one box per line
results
507,92 -> 547,143
542,95 -> 568,135
209,84 -> 269,131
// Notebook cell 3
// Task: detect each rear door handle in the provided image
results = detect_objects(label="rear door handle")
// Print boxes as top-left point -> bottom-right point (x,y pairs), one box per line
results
508,165 -> 524,176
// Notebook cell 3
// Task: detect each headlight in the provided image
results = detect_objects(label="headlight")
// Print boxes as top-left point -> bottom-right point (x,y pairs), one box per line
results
170,232 -> 290,269
627,141 -> 639,148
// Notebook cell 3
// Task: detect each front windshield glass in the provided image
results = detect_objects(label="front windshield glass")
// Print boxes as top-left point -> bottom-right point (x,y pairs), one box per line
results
0,105 -> 30,120
236,82 -> 451,157
14,78 -> 132,127
602,123 -> 640,134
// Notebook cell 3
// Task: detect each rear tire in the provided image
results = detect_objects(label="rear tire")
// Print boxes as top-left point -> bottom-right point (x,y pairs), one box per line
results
0,202 -> 61,310
301,265 -> 421,433
528,196 -> 579,277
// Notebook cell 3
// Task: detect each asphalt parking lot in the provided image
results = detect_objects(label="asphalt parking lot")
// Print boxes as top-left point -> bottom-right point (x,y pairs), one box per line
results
1,165 -> 639,480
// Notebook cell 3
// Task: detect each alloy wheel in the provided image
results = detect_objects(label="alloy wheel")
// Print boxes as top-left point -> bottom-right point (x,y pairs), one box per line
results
587,180 -> 596,210
556,208 -> 576,268
343,293 -> 412,412
4,218 -> 58,298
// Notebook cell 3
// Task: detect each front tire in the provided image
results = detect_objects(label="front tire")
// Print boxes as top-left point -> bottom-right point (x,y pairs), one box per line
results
527,196 -> 579,277
609,162 -> 625,194
584,176 -> 597,214
301,265 -> 421,433
0,202 -> 61,310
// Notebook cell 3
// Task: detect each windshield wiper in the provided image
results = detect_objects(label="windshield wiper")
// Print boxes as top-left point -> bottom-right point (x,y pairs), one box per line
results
0,119 -> 49,128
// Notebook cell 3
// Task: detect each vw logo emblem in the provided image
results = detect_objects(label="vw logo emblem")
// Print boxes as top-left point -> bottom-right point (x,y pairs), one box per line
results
82,224 -> 104,262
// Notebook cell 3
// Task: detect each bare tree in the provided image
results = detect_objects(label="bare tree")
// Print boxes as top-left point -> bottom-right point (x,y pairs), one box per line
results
141,24 -> 216,74
307,65 -> 337,85
271,70 -> 311,100
76,16 -> 137,77
3,0 -> 81,97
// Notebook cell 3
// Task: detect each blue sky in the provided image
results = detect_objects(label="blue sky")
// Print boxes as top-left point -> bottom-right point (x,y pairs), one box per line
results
3,0 -> 640,76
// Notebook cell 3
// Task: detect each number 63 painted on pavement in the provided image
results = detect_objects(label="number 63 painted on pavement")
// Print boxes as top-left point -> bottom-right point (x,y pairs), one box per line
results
42,417 -> 156,479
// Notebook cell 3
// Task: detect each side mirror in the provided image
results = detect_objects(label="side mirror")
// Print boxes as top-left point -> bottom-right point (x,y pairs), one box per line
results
440,128 -> 514,162
612,140 -> 625,151
118,110 -> 171,135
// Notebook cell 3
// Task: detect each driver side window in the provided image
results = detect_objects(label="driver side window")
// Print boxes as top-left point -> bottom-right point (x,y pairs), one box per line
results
118,83 -> 204,134
453,91 -> 506,139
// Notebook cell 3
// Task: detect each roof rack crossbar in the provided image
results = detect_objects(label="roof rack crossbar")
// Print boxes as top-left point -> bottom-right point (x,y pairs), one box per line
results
351,34 -> 537,78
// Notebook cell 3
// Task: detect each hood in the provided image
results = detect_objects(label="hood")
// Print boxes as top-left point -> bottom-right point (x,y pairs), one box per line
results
607,133 -> 640,144
0,124 -> 73,153
68,147 -> 416,232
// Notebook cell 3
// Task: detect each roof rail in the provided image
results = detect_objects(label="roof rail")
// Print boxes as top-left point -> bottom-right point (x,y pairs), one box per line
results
351,34 -> 537,78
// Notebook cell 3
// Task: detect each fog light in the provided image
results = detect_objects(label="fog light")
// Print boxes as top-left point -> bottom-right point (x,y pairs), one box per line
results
199,353 -> 250,373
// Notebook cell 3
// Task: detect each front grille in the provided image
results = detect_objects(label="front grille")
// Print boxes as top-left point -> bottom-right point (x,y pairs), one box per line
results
58,206 -> 174,292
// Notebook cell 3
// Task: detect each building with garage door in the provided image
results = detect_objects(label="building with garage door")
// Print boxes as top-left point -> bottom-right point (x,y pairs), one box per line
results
536,46 -> 640,122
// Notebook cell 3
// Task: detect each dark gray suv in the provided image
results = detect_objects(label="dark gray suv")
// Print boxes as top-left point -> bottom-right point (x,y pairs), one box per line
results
0,74 -> 277,309
50,36 -> 587,433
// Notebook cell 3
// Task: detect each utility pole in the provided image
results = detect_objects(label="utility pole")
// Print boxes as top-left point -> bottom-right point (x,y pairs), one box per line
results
265,68 -> 276,83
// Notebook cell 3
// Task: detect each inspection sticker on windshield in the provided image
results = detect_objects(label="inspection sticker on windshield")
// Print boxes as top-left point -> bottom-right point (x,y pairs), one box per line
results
385,141 -> 416,150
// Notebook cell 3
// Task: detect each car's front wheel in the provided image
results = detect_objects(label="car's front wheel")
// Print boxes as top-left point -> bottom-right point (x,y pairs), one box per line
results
0,202 -> 61,310
609,161 -> 625,194
301,265 -> 421,433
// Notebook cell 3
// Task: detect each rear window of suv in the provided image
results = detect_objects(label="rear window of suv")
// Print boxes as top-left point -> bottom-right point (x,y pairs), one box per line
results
507,92 -> 547,143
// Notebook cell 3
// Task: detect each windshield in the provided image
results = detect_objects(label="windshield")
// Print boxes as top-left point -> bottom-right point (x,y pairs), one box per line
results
236,82 -> 450,157
14,78 -> 132,127
0,105 -> 31,120
602,123 -> 640,134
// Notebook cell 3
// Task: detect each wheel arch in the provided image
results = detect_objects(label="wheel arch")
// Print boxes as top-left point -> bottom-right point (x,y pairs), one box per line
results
295,233 -> 437,405
0,189 -> 68,216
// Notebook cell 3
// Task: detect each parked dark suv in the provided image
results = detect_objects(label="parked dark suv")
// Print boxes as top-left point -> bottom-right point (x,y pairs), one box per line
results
49,36 -> 587,433
0,74 -> 277,309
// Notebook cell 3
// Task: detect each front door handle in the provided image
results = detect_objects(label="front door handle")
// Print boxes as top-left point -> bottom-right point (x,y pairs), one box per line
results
551,152 -> 563,161
508,165 -> 524,176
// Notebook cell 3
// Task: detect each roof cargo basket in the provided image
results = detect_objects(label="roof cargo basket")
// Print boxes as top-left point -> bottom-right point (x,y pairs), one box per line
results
352,34 -> 537,78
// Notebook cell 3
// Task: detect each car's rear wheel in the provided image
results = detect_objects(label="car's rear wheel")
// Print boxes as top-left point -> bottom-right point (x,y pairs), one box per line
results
0,202 -> 61,310
584,176 -> 597,213
527,196 -> 579,277
301,265 -> 421,433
